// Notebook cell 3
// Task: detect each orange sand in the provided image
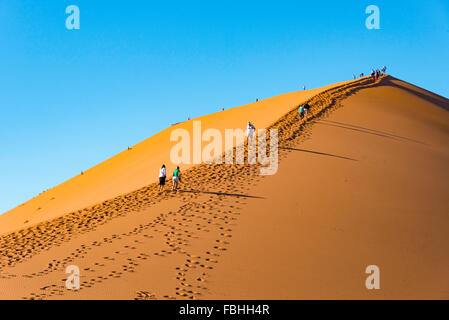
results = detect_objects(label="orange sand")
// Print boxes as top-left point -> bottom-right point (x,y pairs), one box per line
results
0,79 -> 355,236
0,76 -> 448,299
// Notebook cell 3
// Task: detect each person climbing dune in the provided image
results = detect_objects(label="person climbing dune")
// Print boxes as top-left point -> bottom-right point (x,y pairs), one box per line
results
158,164 -> 166,192
172,166 -> 181,192
303,103 -> 311,117
299,105 -> 305,119
246,121 -> 255,142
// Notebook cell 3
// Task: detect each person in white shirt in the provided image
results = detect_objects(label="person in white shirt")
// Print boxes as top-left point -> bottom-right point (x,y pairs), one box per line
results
246,121 -> 255,141
158,164 -> 167,191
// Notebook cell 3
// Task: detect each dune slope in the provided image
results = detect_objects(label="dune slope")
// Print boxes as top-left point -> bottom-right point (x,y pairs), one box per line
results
206,76 -> 449,299
0,76 -> 448,299
0,79 -> 356,236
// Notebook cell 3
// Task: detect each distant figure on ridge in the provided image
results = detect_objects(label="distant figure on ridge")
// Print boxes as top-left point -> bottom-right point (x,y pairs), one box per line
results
158,164 -> 166,192
353,74 -> 356,80
371,69 -> 376,81
303,85 -> 306,91
172,166 -> 181,192
382,66 -> 387,74
360,73 -> 364,78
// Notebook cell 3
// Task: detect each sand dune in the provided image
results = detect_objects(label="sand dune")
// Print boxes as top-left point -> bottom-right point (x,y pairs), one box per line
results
0,75 -> 448,299
0,79 -> 357,236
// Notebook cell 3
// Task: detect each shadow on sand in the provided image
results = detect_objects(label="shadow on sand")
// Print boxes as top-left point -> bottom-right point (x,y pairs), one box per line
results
312,75 -> 449,145
317,120 -> 427,145
384,76 -> 449,112
279,147 -> 358,161
179,189 -> 265,199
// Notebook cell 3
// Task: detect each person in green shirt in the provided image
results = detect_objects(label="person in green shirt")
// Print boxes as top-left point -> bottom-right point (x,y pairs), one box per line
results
172,166 -> 181,191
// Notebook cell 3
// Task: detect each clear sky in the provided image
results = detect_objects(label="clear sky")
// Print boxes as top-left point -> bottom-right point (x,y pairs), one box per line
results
1,0 -> 448,214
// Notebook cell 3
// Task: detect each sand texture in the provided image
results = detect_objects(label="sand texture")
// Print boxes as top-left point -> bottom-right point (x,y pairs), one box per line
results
0,75 -> 448,299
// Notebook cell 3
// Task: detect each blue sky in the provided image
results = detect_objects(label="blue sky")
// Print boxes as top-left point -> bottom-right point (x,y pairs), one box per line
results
0,0 -> 448,214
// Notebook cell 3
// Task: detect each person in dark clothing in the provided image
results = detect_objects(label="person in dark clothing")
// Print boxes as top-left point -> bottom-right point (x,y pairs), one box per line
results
303,103 -> 311,117
158,164 -> 166,191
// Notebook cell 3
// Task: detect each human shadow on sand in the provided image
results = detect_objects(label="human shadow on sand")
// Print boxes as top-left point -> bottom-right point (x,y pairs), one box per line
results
180,190 -> 265,199
279,147 -> 358,161
316,121 -> 403,141
319,120 -> 427,145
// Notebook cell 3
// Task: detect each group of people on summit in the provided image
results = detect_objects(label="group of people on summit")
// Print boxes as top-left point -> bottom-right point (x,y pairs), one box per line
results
370,66 -> 386,81
354,66 -> 387,80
